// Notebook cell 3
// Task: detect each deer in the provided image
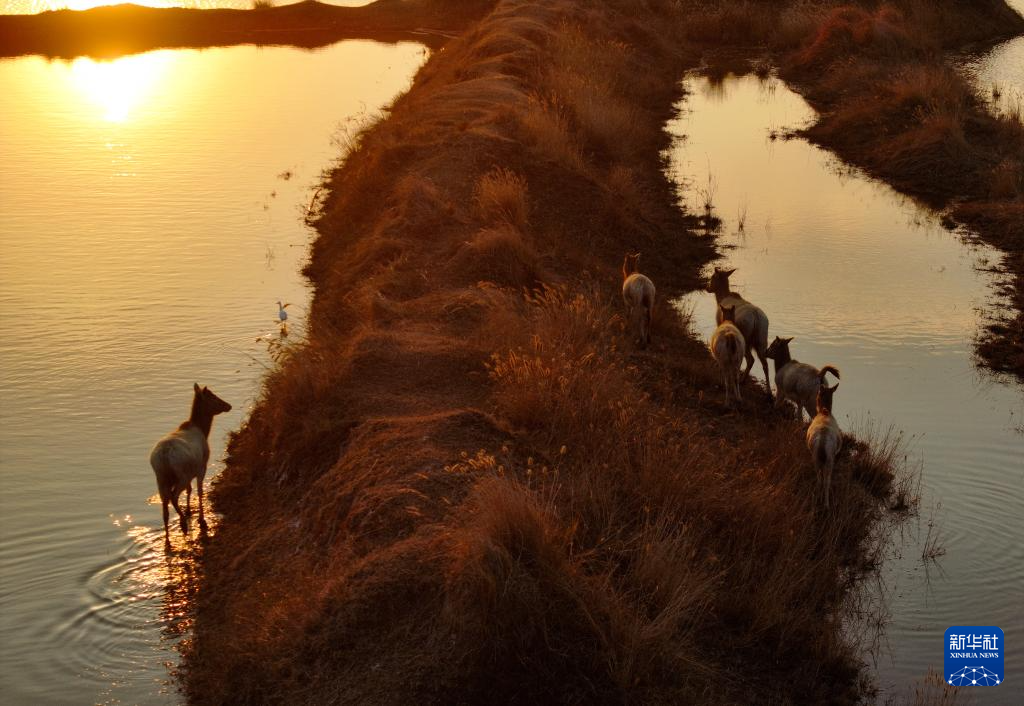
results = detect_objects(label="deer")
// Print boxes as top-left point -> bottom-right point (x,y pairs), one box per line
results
806,382 -> 842,509
764,336 -> 840,422
622,252 -> 656,347
705,267 -> 771,399
710,304 -> 746,405
149,383 -> 231,543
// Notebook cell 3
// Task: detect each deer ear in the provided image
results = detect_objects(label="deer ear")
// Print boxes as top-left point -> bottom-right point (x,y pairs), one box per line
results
194,383 -> 201,394
830,383 -> 839,392
785,337 -> 795,344
725,268 -> 736,276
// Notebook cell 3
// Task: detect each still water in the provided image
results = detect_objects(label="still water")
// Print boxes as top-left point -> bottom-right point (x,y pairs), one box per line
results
0,40 -> 426,703
667,75 -> 1023,702
960,0 -> 1024,116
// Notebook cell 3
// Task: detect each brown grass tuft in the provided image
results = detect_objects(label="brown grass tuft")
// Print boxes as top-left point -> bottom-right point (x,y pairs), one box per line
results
474,167 -> 529,227
990,158 -> 1024,198
517,95 -> 587,173
449,223 -> 546,288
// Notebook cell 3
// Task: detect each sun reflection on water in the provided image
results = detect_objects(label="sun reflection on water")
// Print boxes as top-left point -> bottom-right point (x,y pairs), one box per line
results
68,51 -> 177,123
123,519 -> 207,641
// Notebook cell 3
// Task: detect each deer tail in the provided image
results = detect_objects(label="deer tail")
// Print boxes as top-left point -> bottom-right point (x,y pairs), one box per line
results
819,365 -> 840,382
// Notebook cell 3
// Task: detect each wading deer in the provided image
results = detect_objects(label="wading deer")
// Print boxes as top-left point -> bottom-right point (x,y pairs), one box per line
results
710,304 -> 746,405
806,382 -> 842,509
149,383 -> 231,542
764,336 -> 840,422
622,252 -> 655,347
705,268 -> 771,399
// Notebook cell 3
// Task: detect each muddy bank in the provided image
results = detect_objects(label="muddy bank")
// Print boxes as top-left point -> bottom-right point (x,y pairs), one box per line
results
183,0 -> 928,703
0,0 -> 489,59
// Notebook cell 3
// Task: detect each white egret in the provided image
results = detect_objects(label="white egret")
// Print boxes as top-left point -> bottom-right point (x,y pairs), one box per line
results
277,300 -> 290,322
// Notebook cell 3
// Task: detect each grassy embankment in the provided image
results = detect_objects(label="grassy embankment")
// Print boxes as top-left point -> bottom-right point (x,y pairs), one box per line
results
181,0 -> 945,703
0,0 -> 492,59
673,0 -> 1024,377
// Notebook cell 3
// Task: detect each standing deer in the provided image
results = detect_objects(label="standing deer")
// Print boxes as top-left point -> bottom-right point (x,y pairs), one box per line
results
765,336 -> 840,422
622,252 -> 656,347
149,383 -> 231,542
806,382 -> 842,509
710,304 -> 746,405
705,267 -> 771,399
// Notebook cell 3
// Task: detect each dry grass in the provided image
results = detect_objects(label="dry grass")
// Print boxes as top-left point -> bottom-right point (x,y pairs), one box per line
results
517,95 -> 588,173
449,224 -> 546,287
474,167 -> 529,227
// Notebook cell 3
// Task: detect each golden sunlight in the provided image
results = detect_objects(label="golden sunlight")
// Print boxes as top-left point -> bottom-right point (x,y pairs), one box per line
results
69,51 -> 177,122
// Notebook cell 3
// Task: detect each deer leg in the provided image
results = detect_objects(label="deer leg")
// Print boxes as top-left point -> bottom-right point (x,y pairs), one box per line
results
170,492 -> 188,536
773,389 -> 785,412
758,351 -> 772,401
734,368 -> 743,402
197,478 -> 208,532
162,500 -> 170,542
824,461 -> 833,510
185,483 -> 192,517
742,348 -> 754,381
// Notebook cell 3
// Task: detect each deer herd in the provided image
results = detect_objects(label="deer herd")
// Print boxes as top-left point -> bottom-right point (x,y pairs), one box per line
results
149,252 -> 842,545
623,254 -> 842,509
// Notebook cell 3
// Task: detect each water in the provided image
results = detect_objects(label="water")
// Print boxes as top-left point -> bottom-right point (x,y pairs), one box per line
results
667,75 -> 1023,702
0,0 -> 371,13
0,40 -> 426,704
960,0 -> 1024,115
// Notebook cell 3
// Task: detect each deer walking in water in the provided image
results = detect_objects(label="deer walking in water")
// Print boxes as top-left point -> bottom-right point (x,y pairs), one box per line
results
806,382 -> 842,509
765,336 -> 840,422
149,384 -> 231,543
710,304 -> 746,405
705,267 -> 771,399
622,252 -> 655,347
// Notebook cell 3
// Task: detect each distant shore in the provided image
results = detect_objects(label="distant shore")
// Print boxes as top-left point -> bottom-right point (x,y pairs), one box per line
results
0,0 -> 486,58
